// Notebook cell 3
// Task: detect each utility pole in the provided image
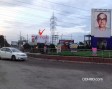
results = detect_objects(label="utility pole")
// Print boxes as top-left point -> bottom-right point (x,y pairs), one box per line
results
61,34 -> 63,40
20,31 -> 22,41
71,34 -> 72,40
27,34 -> 28,43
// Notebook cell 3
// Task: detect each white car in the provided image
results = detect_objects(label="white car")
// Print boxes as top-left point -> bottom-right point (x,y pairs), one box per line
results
0,47 -> 27,61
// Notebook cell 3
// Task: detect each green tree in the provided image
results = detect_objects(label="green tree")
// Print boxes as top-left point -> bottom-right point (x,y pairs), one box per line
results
23,43 -> 31,49
0,35 -> 10,48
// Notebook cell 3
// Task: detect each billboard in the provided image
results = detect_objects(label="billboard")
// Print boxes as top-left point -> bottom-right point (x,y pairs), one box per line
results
91,9 -> 111,37
31,35 -> 49,44
59,40 -> 74,45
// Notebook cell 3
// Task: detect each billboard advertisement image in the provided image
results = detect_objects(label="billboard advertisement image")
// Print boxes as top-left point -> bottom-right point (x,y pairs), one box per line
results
91,9 -> 111,37
32,35 -> 49,44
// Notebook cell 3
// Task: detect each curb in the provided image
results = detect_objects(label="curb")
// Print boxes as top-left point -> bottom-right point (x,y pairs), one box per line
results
27,53 -> 112,64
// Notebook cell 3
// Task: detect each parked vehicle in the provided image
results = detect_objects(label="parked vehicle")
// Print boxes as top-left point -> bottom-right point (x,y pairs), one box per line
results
0,47 -> 27,61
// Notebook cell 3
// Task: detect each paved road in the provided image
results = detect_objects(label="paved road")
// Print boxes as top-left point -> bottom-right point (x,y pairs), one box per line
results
0,57 -> 112,89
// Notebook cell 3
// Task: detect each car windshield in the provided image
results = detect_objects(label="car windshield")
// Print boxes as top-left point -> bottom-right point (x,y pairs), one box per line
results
11,48 -> 21,52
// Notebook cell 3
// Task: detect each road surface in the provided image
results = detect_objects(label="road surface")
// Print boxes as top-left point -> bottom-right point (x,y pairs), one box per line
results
0,57 -> 112,89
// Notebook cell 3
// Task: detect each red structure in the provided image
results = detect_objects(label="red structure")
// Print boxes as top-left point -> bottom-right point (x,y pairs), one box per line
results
59,40 -> 74,51
59,40 -> 74,44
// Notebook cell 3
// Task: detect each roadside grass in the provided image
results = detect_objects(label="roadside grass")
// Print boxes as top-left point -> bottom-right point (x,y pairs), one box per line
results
48,50 -> 112,58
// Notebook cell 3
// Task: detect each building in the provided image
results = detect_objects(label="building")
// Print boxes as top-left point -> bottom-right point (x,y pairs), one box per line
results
84,34 -> 112,49
84,35 -> 91,48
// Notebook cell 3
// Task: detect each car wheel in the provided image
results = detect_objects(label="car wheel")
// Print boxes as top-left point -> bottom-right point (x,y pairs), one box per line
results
11,55 -> 16,60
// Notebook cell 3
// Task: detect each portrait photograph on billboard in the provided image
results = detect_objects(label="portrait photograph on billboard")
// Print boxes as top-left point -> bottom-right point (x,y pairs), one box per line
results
91,9 -> 111,38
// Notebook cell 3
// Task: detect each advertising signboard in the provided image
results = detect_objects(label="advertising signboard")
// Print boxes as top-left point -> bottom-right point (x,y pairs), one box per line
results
91,9 -> 111,37
32,35 -> 49,43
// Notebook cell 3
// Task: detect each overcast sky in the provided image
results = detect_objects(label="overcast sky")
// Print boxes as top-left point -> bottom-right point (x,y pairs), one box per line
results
0,0 -> 112,43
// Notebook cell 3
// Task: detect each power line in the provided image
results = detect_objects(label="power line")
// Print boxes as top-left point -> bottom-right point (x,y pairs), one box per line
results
0,5 -> 89,26
0,0 -> 90,18
6,0 -> 89,12
44,0 -> 90,11
0,1 -> 90,27
0,12 -> 89,28
36,5 -> 90,19
0,12 -> 89,27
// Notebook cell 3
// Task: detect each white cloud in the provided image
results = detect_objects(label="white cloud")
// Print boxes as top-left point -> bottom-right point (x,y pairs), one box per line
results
0,0 -> 33,6
57,25 -> 89,35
